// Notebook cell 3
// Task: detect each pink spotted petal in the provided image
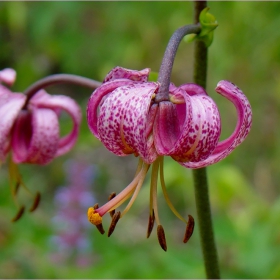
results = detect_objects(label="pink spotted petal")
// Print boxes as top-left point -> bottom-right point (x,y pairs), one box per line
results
0,68 -> 16,87
0,92 -> 26,162
87,79 -> 136,139
12,108 -> 60,165
121,82 -> 159,163
170,85 -> 221,162
97,84 -> 137,156
29,90 -> 82,157
97,82 -> 159,161
181,80 -> 252,169
103,67 -> 150,83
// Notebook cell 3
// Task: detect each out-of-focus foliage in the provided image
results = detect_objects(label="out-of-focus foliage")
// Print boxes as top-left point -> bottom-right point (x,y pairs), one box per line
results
0,1 -> 280,278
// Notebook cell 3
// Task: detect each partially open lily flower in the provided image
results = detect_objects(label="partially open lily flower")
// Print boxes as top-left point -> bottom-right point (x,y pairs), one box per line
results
87,66 -> 252,250
0,68 -> 82,221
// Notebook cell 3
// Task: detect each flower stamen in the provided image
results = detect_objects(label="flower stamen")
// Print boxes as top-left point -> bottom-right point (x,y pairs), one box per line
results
8,157 -> 41,220
159,157 -> 195,243
108,192 -> 116,217
11,206 -> 25,222
183,215 -> 195,243
29,192 -> 41,212
159,157 -> 187,224
120,162 -> 149,218
108,211 -> 121,237
87,206 -> 102,225
157,225 -> 167,251
146,209 -> 155,238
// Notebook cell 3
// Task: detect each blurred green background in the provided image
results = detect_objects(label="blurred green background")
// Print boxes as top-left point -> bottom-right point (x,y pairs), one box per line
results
1,1 -> 280,278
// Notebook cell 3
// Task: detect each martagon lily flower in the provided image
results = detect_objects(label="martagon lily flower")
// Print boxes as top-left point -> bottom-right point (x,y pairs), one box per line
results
86,66 -> 252,250
0,68 -> 82,221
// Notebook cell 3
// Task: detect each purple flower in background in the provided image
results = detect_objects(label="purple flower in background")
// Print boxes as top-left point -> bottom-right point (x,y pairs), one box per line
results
50,159 -> 97,267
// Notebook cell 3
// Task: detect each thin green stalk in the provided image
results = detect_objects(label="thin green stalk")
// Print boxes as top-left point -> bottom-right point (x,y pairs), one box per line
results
192,1 -> 220,279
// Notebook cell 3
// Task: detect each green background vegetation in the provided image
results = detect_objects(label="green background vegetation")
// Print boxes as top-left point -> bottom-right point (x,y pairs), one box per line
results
1,1 -> 280,278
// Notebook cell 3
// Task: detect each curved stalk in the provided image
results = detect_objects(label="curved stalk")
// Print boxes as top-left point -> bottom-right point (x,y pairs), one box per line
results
23,74 -> 101,109
192,1 -> 220,279
155,24 -> 201,103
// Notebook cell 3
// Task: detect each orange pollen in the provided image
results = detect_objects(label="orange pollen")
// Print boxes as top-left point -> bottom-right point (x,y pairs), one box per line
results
87,207 -> 102,225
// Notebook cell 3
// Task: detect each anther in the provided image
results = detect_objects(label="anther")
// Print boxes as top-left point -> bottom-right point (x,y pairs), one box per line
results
108,211 -> 121,237
11,206 -> 25,222
157,225 -> 167,251
183,215 -> 195,243
108,192 -> 116,217
14,182 -> 20,195
147,209 -> 155,238
96,224 -> 105,235
29,192 -> 41,212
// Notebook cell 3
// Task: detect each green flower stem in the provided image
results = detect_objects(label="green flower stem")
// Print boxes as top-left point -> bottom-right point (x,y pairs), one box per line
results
192,1 -> 220,279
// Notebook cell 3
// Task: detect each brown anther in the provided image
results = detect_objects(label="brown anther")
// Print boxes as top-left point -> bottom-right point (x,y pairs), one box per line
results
146,210 -> 155,238
29,192 -> 41,212
108,192 -> 116,217
93,203 -> 99,210
96,224 -> 105,235
157,225 -> 167,251
183,214 -> 195,243
108,211 -> 121,237
14,182 -> 20,195
11,206 -> 25,222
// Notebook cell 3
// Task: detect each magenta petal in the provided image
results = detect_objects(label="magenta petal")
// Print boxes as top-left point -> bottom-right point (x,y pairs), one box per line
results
103,67 -> 150,83
153,101 -> 181,155
181,80 -> 252,169
87,79 -> 136,139
12,108 -> 60,165
0,92 -> 26,162
29,90 -> 82,157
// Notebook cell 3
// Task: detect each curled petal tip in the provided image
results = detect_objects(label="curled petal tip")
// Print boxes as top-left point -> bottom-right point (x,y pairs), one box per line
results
0,68 -> 16,86
103,66 -> 151,83
182,80 -> 252,169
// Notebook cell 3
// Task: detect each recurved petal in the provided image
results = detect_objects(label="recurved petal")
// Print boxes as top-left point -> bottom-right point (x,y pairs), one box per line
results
11,108 -> 60,165
87,79 -> 136,139
181,80 -> 252,169
29,90 -> 82,157
103,67 -> 150,83
0,92 -> 26,162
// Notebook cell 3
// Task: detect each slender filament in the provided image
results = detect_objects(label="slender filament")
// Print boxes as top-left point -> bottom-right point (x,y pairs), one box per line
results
121,162 -> 149,217
150,158 -> 161,226
159,157 -> 188,224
